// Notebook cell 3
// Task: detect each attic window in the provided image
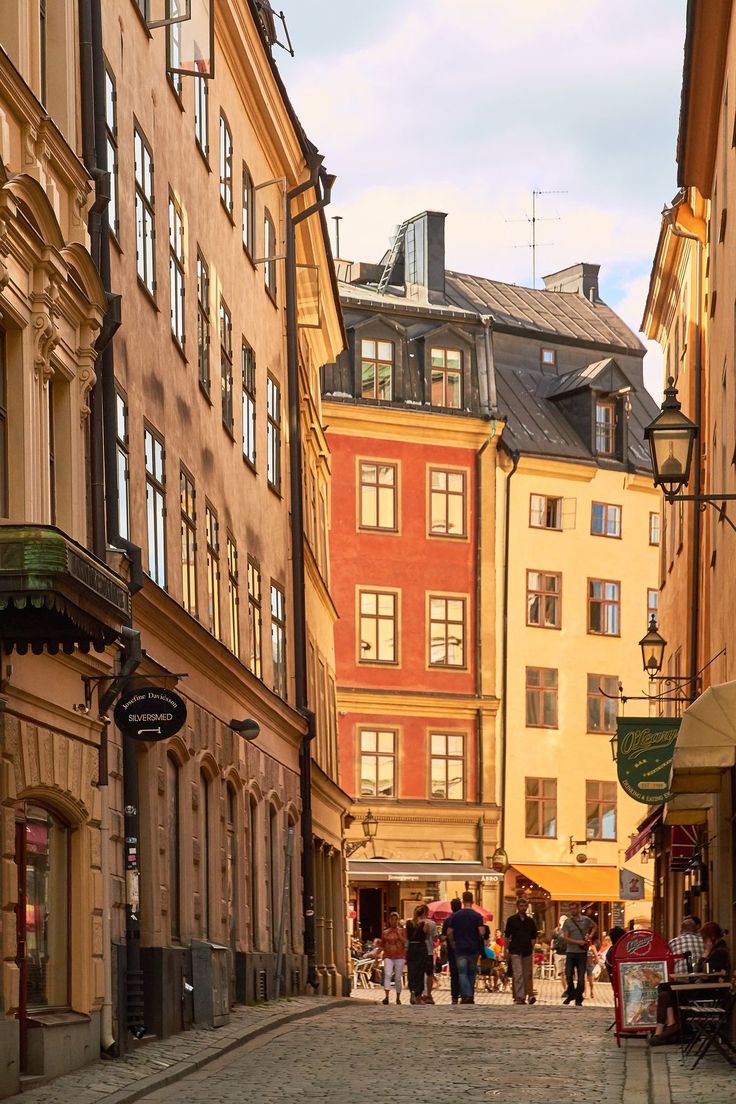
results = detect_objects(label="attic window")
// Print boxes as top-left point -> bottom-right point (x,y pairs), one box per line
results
541,348 -> 556,367
595,400 -> 616,457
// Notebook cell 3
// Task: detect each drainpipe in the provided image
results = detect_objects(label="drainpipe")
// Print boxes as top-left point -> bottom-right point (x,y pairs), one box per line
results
499,449 -> 520,861
661,191 -> 704,694
285,159 -> 336,991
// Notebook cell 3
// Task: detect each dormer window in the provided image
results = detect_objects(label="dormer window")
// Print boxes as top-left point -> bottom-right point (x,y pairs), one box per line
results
431,347 -> 462,409
595,399 -> 616,456
541,347 -> 556,368
361,339 -> 393,400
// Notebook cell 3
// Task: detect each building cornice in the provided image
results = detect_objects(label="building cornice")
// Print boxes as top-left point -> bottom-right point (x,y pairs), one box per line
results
323,400 -> 504,450
336,687 -> 499,719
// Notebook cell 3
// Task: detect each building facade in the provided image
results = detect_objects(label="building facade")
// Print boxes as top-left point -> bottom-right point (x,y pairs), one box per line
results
326,215 -> 658,940
325,212 -> 504,936
0,0 -> 347,1093
641,0 -> 736,946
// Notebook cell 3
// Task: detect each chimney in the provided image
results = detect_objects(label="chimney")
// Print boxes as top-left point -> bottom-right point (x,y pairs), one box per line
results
405,211 -> 447,304
542,263 -> 600,303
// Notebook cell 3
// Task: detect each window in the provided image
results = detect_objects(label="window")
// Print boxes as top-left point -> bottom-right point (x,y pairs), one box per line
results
529,493 -> 562,530
47,381 -> 56,524
525,778 -> 557,837
359,460 -> 397,531
649,511 -> 661,545
104,65 -> 118,237
359,589 -> 397,663
134,125 -> 155,295
430,347 -> 462,409
588,579 -> 620,636
247,557 -> 262,678
180,469 -> 197,616
242,341 -> 256,466
198,770 -> 210,939
264,209 -> 276,297
271,582 -> 286,697
591,502 -> 621,538
540,348 -> 556,368
167,1 -> 183,99
219,113 -> 233,215
220,299 -> 233,433
242,163 -> 254,255
428,595 -> 466,667
430,733 -> 464,799
169,194 -> 185,347
267,375 -> 281,491
205,503 -> 220,638
587,674 -> 618,733
227,534 -> 239,657
17,804 -> 69,1008
430,468 -> 466,537
248,795 -> 259,949
0,329 -> 5,517
361,338 -> 393,400
144,426 -> 166,586
525,667 -> 558,728
595,400 -> 616,456
197,251 -> 210,392
647,587 -> 659,626
526,570 -> 561,628
194,74 -> 208,157
167,754 -> 181,940
586,780 -> 617,840
359,729 -> 396,797
115,390 -> 129,539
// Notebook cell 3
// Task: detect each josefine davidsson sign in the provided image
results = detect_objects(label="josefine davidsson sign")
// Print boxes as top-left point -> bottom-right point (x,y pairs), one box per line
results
114,686 -> 187,742
616,717 -> 680,805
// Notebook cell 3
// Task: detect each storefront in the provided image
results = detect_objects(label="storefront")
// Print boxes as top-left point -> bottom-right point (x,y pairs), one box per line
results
348,860 -> 502,940
503,864 -> 645,938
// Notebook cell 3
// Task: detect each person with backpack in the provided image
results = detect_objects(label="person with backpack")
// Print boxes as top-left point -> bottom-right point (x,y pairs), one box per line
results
562,903 -> 598,1006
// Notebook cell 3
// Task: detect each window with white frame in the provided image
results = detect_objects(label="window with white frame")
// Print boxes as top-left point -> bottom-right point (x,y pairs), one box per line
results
144,426 -> 166,586
169,194 -> 185,347
134,125 -> 155,295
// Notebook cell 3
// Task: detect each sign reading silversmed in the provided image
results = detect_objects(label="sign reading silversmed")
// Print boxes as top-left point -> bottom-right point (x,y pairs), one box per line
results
114,687 -> 187,741
615,717 -> 680,804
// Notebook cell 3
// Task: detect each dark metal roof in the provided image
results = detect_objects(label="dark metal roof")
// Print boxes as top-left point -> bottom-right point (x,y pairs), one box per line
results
542,358 -> 628,398
444,270 -> 645,354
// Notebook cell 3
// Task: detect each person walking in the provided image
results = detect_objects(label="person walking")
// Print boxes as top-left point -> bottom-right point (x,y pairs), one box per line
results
406,904 -> 430,1004
379,911 -> 407,1005
562,902 -> 597,1006
446,890 -> 485,1004
441,897 -> 462,1004
422,912 -> 439,1003
504,897 -> 538,1005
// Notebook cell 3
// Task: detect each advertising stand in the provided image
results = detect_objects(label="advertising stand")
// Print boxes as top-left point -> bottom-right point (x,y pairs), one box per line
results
611,930 -> 674,1046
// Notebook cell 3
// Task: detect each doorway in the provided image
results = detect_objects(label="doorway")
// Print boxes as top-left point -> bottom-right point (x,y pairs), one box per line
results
357,886 -> 385,942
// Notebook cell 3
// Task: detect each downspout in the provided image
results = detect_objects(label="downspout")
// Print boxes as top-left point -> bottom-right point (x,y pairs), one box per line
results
499,449 -> 520,862
662,191 -> 704,694
285,159 -> 336,991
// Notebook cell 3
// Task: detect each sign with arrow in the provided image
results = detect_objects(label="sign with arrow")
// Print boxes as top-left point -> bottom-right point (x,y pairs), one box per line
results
114,686 -> 187,742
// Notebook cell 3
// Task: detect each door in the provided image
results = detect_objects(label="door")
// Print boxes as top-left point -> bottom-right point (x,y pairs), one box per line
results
15,819 -> 28,1073
357,886 -> 385,941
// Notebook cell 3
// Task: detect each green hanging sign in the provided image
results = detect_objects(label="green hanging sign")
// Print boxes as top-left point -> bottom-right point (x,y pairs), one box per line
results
616,717 -> 680,805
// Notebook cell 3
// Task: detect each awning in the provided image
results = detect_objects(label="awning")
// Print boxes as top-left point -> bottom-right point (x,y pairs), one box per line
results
673,682 -> 736,771
670,825 -> 700,871
663,792 -> 714,826
347,859 -> 502,883
625,807 -> 664,861
512,864 -> 621,902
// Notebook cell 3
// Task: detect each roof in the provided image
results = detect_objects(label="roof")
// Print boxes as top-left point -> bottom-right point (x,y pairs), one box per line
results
542,358 -> 629,398
496,361 -> 657,471
444,271 -> 645,354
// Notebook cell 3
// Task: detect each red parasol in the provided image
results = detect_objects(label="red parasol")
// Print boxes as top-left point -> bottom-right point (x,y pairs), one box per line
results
426,899 -> 493,923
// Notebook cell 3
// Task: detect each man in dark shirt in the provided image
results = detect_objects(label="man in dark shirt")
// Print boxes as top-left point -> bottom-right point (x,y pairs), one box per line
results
446,891 -> 485,1003
504,898 -> 538,1005
441,897 -> 462,1004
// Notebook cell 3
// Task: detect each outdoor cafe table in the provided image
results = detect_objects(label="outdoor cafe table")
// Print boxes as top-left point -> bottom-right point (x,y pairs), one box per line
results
671,981 -> 734,1061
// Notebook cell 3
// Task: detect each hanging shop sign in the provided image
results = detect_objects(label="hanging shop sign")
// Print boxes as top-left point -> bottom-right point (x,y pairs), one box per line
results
616,717 -> 680,804
611,929 -> 673,1045
619,868 -> 645,900
114,686 -> 187,742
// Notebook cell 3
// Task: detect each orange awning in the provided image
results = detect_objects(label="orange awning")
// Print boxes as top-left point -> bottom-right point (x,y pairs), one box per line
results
513,864 -> 621,902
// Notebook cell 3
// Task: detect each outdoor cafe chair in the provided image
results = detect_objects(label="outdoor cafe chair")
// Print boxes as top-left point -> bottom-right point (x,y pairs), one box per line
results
678,986 -> 736,1069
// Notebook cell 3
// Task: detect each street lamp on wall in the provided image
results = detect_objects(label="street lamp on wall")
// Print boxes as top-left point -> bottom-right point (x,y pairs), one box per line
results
344,810 -> 378,858
490,846 -> 508,874
639,616 -> 667,678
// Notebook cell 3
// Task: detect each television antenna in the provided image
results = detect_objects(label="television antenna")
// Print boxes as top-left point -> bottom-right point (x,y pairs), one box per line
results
506,189 -> 567,288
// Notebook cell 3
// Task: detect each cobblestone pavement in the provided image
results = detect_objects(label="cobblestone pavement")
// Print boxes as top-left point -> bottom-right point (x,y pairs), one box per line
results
351,973 -> 615,1007
139,1003 -> 630,1104
3,999 -> 348,1104
663,1046 -> 736,1104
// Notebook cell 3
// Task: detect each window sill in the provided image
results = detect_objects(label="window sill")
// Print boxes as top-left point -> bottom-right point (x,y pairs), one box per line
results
243,455 -> 257,474
167,77 -> 185,111
220,200 -> 235,225
426,532 -> 469,541
199,380 -> 213,405
137,278 -> 158,312
242,243 -> 256,271
171,334 -> 187,364
265,285 -> 278,309
195,141 -> 211,172
358,660 -> 400,668
267,482 -> 283,500
428,663 -> 468,672
109,228 -> 123,254
526,623 -> 562,631
27,1011 -> 91,1028
222,421 -> 235,442
358,526 -> 400,536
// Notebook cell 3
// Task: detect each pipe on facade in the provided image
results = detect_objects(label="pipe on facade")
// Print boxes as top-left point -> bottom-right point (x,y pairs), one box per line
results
499,449 -> 520,857
474,418 -> 497,814
285,159 -> 335,991
661,191 -> 704,697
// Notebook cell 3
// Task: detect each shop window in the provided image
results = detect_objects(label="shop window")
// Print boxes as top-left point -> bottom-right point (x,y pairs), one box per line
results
18,805 -> 69,1008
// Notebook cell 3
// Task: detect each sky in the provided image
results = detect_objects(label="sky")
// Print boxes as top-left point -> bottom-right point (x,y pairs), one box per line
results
276,0 -> 688,399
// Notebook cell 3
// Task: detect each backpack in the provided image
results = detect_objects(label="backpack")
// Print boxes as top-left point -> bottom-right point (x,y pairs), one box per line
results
553,931 -> 567,955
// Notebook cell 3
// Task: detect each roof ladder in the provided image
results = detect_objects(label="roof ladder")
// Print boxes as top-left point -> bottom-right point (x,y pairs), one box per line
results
377,220 -> 409,294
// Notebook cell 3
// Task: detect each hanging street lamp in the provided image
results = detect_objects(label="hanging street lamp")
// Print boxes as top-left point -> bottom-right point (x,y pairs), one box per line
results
640,616 -> 667,678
